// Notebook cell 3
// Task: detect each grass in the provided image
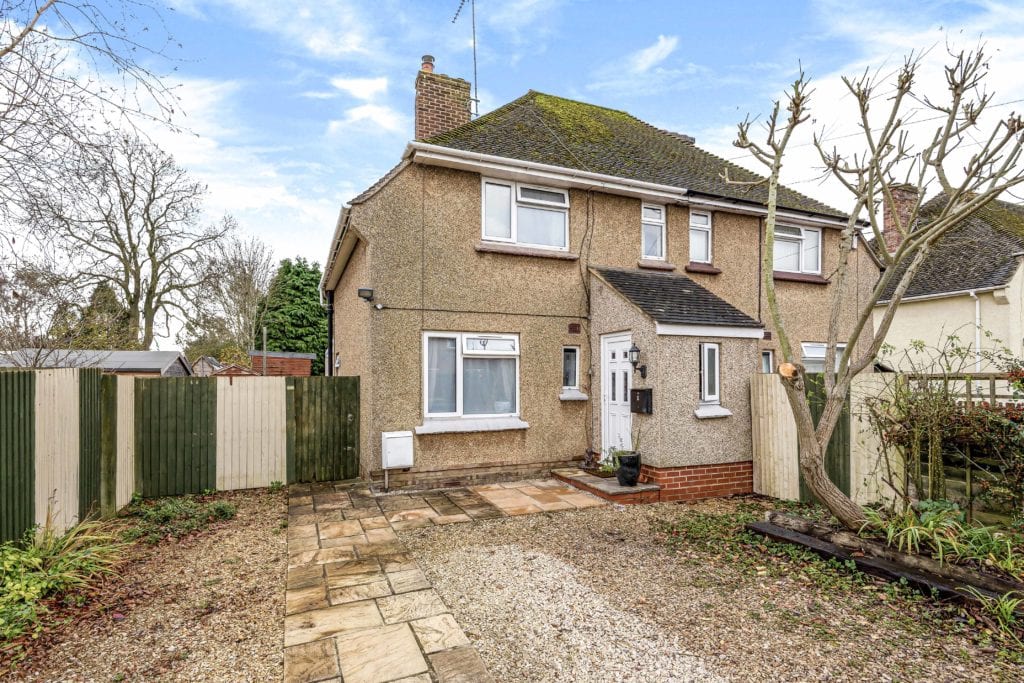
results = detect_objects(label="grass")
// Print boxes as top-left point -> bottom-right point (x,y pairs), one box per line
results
123,495 -> 237,544
0,513 -> 123,651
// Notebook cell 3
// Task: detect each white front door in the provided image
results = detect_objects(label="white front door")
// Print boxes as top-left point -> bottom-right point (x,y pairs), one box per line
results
601,333 -> 633,455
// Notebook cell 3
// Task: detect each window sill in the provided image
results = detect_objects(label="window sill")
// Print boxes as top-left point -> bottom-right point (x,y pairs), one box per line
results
559,389 -> 589,401
637,259 -> 676,271
694,404 -> 732,419
773,271 -> 828,285
475,241 -> 578,260
685,262 -> 722,275
414,417 -> 530,435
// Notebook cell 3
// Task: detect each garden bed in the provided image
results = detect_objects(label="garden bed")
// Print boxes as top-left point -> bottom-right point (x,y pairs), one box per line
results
4,488 -> 287,681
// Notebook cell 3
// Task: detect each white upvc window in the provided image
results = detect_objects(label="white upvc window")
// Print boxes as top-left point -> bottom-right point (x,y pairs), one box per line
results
801,342 -> 847,373
761,350 -> 774,374
699,342 -> 720,404
424,332 -> 520,418
689,210 -> 712,263
482,178 -> 569,250
641,204 -> 666,260
774,225 -> 821,274
562,346 -> 580,390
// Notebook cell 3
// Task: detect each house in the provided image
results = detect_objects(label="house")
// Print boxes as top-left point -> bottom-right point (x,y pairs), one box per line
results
191,355 -> 224,377
0,349 -> 192,376
321,56 -> 878,499
249,350 -> 315,376
874,187 -> 1024,371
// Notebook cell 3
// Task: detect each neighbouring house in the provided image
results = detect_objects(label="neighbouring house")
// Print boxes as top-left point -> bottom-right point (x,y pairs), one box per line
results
250,350 -> 315,376
0,349 -> 192,376
191,355 -> 224,377
321,56 -> 878,499
874,187 -> 1024,371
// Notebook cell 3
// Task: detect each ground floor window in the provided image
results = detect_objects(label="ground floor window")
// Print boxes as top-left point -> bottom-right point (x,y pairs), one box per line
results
424,332 -> 519,418
699,342 -> 720,403
562,346 -> 579,390
761,350 -> 774,374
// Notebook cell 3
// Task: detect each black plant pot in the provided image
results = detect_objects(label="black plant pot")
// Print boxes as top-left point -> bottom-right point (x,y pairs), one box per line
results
616,453 -> 641,487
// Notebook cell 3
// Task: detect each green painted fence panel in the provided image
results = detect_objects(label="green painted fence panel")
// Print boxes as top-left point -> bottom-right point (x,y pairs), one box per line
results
0,371 -> 35,543
99,375 -> 118,518
135,377 -> 216,496
288,377 -> 359,483
799,373 -> 852,502
78,368 -> 103,520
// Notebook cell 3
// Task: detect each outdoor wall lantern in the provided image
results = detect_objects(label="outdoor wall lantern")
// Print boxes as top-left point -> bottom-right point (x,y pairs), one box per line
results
628,343 -> 647,379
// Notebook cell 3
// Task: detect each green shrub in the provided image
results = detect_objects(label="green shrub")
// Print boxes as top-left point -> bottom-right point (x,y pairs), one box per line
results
269,481 -> 284,493
124,495 -> 237,544
0,517 -> 122,644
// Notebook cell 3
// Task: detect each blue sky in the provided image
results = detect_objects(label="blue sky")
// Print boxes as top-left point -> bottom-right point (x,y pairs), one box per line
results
143,0 -> 1024,272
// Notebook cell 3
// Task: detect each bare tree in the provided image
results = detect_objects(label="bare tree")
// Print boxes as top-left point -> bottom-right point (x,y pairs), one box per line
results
0,0 -> 177,223
27,133 -> 226,349
731,47 -> 1024,529
204,220 -> 275,353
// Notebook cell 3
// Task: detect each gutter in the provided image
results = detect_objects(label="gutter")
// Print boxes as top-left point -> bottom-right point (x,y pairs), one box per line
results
877,284 -> 1004,306
321,206 -> 354,294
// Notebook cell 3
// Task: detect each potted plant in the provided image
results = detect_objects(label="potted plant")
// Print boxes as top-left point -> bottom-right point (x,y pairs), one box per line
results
612,424 -> 643,487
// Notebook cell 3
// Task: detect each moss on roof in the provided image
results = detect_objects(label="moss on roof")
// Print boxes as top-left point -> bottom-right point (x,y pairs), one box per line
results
426,90 -> 844,218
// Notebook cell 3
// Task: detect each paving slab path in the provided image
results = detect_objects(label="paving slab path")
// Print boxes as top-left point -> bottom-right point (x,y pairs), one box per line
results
283,479 -> 605,683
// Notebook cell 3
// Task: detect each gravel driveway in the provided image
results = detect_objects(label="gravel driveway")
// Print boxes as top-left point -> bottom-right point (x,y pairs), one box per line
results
403,498 -> 1020,682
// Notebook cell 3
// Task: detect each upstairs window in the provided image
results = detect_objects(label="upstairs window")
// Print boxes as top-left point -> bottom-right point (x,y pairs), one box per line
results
774,225 -> 821,274
641,204 -> 666,260
482,179 -> 568,250
425,332 -> 520,418
689,210 -> 712,263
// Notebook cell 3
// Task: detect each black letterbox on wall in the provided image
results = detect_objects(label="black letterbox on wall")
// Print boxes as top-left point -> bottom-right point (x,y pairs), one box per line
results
630,388 -> 652,414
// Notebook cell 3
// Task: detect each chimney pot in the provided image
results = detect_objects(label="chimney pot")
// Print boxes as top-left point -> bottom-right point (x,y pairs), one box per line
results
882,183 -> 919,253
421,54 -> 435,73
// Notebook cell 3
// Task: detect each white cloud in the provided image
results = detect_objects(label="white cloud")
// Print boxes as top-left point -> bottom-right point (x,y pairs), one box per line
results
628,35 -> 679,74
327,104 -> 407,135
329,76 -> 388,100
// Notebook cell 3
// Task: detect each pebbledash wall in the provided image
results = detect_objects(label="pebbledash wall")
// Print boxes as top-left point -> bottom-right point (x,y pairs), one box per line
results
331,160 -> 878,492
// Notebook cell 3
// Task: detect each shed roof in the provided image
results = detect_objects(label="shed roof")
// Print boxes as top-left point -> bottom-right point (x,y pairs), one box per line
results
880,194 -> 1024,301
593,267 -> 762,328
0,349 -> 192,374
424,90 -> 844,219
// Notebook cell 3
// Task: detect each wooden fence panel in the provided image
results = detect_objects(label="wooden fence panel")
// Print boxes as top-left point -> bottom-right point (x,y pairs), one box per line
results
216,377 -> 287,490
0,371 -> 35,543
116,376 -> 136,509
288,377 -> 359,483
750,374 -> 801,500
34,369 -> 80,532
78,368 -> 103,519
801,374 -> 851,502
135,377 -> 216,497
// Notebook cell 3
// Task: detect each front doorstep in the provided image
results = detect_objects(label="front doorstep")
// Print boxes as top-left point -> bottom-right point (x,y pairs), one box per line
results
552,469 -> 661,505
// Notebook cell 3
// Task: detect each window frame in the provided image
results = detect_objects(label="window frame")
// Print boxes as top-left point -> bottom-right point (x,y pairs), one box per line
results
561,346 -> 580,390
699,342 -> 721,404
761,349 -> 774,374
800,342 -> 847,373
423,331 -> 521,419
481,178 -> 569,251
641,203 -> 666,261
773,225 -> 822,274
689,210 -> 713,264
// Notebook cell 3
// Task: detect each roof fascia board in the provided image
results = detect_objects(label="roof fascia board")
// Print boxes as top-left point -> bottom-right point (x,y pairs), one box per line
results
686,195 -> 850,229
408,143 -> 687,204
876,284 -> 1003,305
322,206 -> 358,293
655,322 -> 764,338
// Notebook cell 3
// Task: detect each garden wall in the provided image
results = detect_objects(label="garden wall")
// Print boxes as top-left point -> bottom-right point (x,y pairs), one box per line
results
0,369 -> 358,542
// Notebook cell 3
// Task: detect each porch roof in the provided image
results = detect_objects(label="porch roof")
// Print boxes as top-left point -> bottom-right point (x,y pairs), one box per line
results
592,267 -> 761,328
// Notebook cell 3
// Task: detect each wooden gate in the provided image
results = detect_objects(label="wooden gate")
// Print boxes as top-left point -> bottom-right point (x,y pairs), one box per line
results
799,373 -> 851,502
134,377 -> 217,496
287,376 -> 359,483
0,371 -> 35,542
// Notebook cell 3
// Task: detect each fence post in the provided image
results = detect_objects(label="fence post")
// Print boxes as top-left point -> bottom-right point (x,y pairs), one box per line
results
100,375 -> 118,519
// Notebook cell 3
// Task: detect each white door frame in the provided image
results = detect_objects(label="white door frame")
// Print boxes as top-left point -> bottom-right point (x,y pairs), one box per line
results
600,331 -> 633,455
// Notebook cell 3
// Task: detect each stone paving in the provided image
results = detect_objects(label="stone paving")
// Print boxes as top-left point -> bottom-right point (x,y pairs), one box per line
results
284,479 -> 605,683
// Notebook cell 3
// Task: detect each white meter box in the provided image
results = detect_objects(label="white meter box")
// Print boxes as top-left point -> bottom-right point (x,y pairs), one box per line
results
381,430 -> 414,469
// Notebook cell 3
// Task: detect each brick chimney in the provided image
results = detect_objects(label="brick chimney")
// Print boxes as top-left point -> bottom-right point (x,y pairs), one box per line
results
882,184 -> 919,252
414,55 -> 472,141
